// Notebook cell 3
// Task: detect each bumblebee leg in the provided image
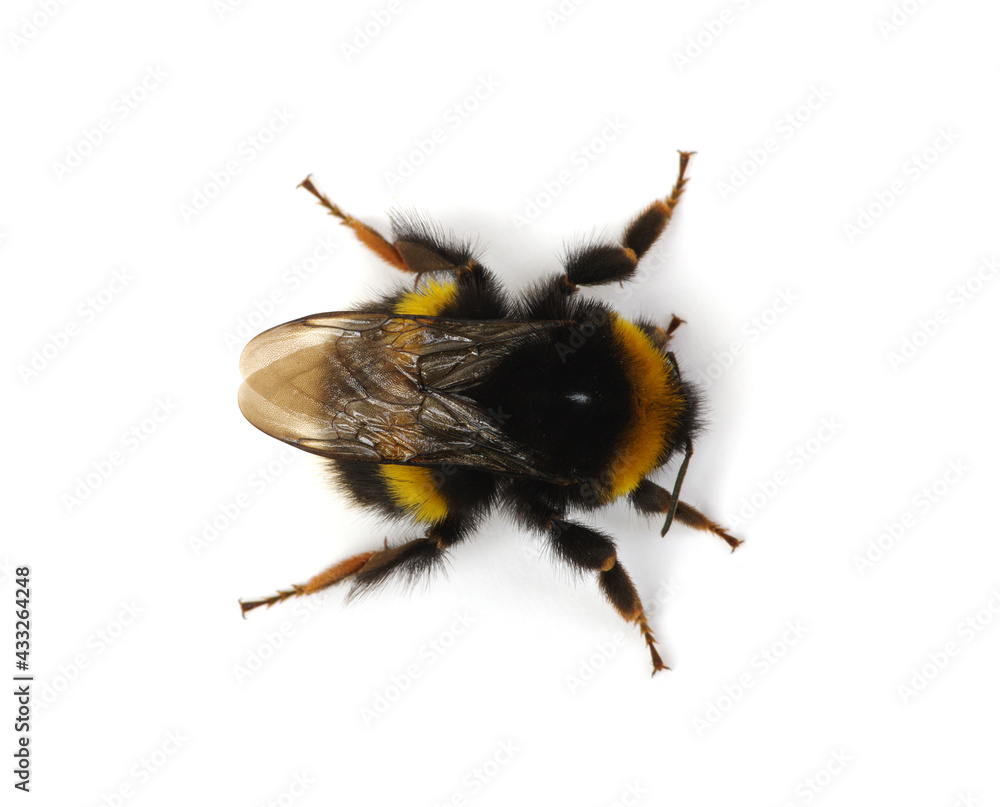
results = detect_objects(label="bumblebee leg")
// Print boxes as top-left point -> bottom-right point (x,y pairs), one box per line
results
239,550 -> 376,616
630,478 -> 742,551
664,314 -> 685,338
346,515 -> 466,600
240,516 -> 471,616
640,315 -> 686,351
548,517 -> 668,675
561,151 -> 694,288
299,175 -> 484,281
299,175 -> 410,272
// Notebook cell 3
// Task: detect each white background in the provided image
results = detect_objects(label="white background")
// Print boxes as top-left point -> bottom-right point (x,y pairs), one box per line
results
4,0 -> 999,804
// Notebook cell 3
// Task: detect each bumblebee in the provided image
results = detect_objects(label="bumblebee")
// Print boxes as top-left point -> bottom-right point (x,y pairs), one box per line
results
238,152 -> 739,675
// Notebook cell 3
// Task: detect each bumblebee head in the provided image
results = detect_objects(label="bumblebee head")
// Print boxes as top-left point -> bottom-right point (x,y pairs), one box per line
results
601,314 -> 702,502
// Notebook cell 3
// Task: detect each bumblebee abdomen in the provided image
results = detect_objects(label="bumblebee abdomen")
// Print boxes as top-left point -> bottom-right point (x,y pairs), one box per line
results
604,314 -> 683,498
380,465 -> 450,523
328,459 -> 498,527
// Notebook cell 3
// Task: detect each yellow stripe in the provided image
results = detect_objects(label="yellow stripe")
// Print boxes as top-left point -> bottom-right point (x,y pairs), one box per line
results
383,280 -> 454,521
394,278 -> 457,316
380,465 -> 449,524
606,315 -> 681,499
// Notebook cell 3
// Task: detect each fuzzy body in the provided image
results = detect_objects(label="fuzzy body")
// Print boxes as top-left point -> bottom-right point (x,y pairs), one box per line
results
239,156 -> 738,676
314,266 -> 700,539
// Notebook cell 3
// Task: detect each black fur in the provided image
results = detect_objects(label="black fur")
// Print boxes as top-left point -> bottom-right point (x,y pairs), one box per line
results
389,211 -> 479,269
347,537 -> 446,599
326,459 -> 397,519
598,563 -> 641,617
624,204 -> 668,258
439,263 -> 512,320
564,242 -> 638,286
549,520 -> 616,571
463,313 -> 632,482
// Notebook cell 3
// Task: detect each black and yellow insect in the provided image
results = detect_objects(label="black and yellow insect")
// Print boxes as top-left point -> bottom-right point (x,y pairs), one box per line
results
238,152 -> 739,674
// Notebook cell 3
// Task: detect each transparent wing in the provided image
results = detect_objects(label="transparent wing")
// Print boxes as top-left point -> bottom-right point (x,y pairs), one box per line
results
238,313 -> 572,481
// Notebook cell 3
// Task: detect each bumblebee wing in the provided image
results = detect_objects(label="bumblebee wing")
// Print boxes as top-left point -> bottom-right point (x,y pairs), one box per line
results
238,313 -> 571,481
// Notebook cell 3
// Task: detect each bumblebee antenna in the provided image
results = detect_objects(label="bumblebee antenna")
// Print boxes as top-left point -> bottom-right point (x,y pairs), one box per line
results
661,350 -> 692,537
661,439 -> 693,537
